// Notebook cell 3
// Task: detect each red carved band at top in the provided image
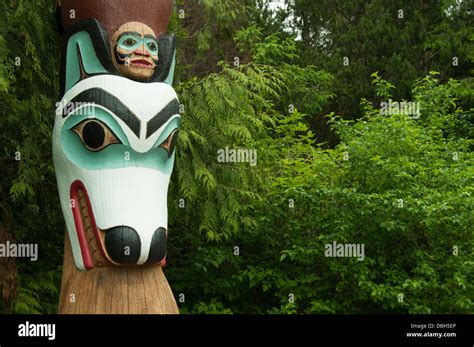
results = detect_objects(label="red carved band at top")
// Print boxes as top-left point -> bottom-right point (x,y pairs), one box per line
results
59,0 -> 173,40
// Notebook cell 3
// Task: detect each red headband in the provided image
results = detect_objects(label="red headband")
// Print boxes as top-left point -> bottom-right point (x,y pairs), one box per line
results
60,0 -> 173,38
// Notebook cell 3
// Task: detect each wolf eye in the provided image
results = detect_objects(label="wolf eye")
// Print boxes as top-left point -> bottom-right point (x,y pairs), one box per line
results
73,120 -> 121,152
159,129 -> 179,157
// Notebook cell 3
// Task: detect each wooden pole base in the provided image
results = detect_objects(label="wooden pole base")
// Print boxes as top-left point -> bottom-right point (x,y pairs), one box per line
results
58,234 -> 179,314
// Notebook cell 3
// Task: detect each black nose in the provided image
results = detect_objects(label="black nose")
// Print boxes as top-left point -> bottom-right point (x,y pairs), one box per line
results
146,227 -> 167,265
104,226 -> 141,264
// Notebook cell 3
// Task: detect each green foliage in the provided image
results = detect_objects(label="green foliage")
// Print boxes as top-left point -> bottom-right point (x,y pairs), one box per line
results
13,269 -> 60,314
0,0 -> 63,313
284,0 -> 474,145
168,70 -> 473,314
170,61 -> 273,241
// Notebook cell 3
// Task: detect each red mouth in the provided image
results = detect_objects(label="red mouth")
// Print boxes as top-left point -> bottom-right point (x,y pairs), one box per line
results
131,59 -> 153,68
69,180 -> 166,269
70,180 -> 109,269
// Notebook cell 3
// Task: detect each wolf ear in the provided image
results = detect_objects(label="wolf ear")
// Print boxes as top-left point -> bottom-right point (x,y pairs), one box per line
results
152,34 -> 177,85
60,18 -> 119,96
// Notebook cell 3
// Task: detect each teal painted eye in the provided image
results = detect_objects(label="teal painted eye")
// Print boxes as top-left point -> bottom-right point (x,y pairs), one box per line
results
72,119 -> 121,152
118,35 -> 142,50
123,38 -> 137,47
147,41 -> 158,53
62,113 -> 177,173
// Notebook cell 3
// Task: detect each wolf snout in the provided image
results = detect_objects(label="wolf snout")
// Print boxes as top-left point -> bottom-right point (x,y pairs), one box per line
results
104,226 -> 167,265
145,227 -> 167,264
104,226 -> 141,264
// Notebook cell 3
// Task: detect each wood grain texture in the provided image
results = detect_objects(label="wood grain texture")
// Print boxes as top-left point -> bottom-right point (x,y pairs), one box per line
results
58,234 -> 179,314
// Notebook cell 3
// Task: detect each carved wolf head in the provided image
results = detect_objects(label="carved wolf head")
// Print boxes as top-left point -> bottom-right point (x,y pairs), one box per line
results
53,19 -> 179,270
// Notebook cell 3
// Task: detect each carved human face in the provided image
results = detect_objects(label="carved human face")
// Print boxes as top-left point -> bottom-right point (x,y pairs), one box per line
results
112,22 -> 159,81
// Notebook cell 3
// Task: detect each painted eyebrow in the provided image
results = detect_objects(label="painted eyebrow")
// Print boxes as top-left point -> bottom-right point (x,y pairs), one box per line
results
144,35 -> 157,40
62,88 -> 141,137
118,31 -> 142,38
146,99 -> 180,138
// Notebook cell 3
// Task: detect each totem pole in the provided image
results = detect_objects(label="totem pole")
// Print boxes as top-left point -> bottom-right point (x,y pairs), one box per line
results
54,0 -> 179,313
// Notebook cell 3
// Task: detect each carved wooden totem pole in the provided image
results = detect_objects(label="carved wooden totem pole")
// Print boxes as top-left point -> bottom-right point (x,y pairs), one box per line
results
54,0 -> 179,313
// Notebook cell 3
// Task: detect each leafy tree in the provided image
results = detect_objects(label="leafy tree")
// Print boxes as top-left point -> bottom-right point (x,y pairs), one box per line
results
283,0 -> 474,142
0,0 -> 62,313
172,72 -> 472,314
